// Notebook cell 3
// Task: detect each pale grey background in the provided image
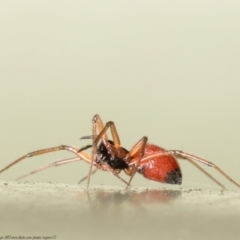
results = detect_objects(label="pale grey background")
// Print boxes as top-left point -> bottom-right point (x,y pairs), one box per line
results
1,1 -> 240,240
0,1 -> 240,191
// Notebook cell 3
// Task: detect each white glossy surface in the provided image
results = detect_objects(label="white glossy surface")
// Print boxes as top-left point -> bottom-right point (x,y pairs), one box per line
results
1,182 -> 239,240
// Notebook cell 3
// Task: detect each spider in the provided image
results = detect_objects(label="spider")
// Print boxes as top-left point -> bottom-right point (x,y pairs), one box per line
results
0,114 -> 240,190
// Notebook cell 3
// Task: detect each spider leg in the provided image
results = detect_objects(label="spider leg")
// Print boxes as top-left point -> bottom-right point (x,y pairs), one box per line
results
79,162 -> 130,185
78,168 -> 98,184
89,116 -> 149,189
16,157 -> 82,180
0,145 -> 90,174
87,114 -> 105,189
124,136 -> 148,189
15,154 -> 130,186
101,163 -> 129,185
81,115 -> 139,188
168,150 -> 240,189
187,160 -> 226,189
87,114 -> 122,189
92,118 -> 121,148
80,135 -> 95,140
78,144 -> 93,153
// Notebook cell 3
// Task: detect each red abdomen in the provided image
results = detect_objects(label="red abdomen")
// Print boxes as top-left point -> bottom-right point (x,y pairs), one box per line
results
138,144 -> 182,184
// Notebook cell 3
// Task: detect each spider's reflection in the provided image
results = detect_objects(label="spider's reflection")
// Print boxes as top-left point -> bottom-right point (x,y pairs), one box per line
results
82,188 -> 181,212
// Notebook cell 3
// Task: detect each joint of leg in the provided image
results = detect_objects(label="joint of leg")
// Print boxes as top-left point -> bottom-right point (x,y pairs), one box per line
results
92,114 -> 99,123
106,121 -> 113,127
26,153 -> 32,157
168,150 -> 185,158
139,151 -> 145,158
207,162 -> 214,167
143,136 -> 148,141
